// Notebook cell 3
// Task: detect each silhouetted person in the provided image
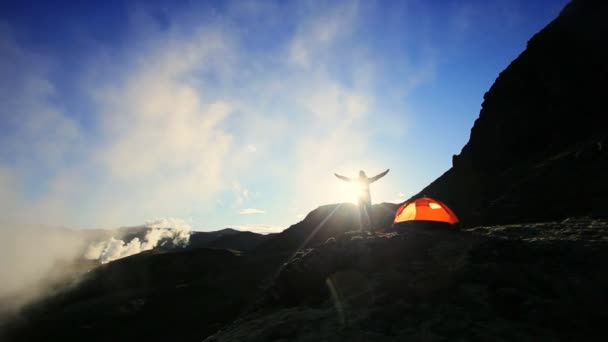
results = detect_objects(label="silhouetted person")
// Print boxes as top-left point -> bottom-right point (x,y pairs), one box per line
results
335,169 -> 389,232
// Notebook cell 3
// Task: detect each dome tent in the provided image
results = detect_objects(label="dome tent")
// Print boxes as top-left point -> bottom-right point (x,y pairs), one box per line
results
394,197 -> 459,225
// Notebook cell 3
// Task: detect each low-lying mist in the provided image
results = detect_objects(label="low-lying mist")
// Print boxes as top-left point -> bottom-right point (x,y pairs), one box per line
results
0,218 -> 192,322
0,225 -> 89,320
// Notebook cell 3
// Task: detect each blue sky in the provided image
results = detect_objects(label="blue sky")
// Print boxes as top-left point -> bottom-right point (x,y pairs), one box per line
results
0,0 -> 568,232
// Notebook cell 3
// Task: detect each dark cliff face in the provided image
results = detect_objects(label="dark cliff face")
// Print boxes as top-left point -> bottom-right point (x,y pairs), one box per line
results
417,0 -> 608,225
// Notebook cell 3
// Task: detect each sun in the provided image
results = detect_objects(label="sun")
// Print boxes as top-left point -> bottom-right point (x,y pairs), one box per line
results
337,181 -> 359,205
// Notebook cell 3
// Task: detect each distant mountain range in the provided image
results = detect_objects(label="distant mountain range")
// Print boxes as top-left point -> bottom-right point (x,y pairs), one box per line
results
114,226 -> 277,253
188,228 -> 277,252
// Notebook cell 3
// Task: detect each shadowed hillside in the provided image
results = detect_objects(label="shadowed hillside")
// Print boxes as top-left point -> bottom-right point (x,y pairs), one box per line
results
253,203 -> 398,255
205,218 -> 608,341
188,228 -> 276,252
1,203 -> 393,342
3,248 -> 260,341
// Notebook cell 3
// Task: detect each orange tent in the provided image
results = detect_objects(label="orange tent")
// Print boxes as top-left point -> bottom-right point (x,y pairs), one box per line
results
394,197 -> 459,225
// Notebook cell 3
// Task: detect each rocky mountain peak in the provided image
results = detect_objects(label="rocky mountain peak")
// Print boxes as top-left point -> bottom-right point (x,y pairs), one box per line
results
417,0 -> 608,225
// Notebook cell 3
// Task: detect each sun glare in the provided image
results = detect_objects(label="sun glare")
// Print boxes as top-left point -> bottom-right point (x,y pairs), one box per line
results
337,182 -> 359,205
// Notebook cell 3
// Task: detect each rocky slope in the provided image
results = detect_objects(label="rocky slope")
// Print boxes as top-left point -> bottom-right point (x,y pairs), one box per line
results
416,0 -> 608,226
205,218 -> 608,341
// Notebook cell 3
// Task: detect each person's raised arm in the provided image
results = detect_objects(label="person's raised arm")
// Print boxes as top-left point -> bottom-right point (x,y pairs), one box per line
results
334,173 -> 351,182
369,169 -> 390,183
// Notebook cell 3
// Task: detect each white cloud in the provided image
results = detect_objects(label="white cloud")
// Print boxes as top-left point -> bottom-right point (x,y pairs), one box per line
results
239,208 -> 266,215
229,224 -> 285,234
84,218 -> 192,264
232,181 -> 250,207
82,25 -> 240,226
288,1 -> 358,68
0,0 -> 431,229
4,11 -> 259,227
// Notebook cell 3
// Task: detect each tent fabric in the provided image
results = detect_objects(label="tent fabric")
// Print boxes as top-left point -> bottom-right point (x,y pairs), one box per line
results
394,197 -> 459,224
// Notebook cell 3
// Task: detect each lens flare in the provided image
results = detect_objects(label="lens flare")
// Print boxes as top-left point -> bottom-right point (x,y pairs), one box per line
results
337,181 -> 359,204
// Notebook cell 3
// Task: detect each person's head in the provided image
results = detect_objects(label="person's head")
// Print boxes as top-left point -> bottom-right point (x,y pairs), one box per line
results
359,170 -> 366,177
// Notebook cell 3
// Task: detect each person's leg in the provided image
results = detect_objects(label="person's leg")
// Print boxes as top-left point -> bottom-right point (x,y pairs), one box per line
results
358,199 -> 365,231
366,202 -> 374,232
359,201 -> 371,232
